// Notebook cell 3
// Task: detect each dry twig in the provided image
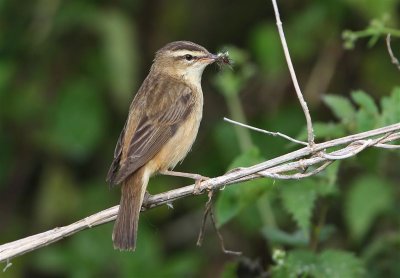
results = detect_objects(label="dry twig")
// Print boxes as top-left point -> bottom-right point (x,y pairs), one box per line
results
224,117 -> 308,146
196,191 -> 241,256
271,0 -> 315,146
196,191 -> 213,247
386,34 -> 400,71
1,123 -> 399,264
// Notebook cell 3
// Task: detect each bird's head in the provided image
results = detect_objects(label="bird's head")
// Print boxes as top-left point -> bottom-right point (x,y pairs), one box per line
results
153,41 -> 218,84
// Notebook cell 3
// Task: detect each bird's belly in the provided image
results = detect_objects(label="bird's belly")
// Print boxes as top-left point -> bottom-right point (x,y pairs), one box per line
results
148,106 -> 203,173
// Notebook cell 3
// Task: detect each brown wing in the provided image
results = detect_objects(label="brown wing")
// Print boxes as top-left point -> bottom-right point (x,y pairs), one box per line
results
106,121 -> 126,185
107,76 -> 194,185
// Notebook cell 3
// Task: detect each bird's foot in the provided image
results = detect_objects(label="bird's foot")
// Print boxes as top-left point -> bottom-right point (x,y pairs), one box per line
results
159,170 -> 209,195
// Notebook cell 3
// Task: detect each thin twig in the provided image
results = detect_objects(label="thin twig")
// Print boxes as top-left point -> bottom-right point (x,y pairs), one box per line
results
386,34 -> 400,71
1,123 -> 400,264
208,199 -> 242,256
258,161 -> 332,180
271,0 -> 315,146
229,132 -> 399,183
196,191 -> 213,247
224,117 -> 308,146
196,191 -> 241,255
320,140 -> 371,160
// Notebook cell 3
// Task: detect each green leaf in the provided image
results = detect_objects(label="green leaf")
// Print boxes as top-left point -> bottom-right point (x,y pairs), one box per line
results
314,161 -> 340,197
345,175 -> 394,241
381,87 -> 400,125
272,249 -> 317,278
281,180 -> 318,231
351,90 -> 378,115
316,250 -> 365,278
262,227 -> 309,247
272,249 -> 365,278
314,122 -> 347,139
351,90 -> 379,131
355,109 -> 376,131
215,183 -> 242,228
296,122 -> 346,142
215,147 -> 272,227
323,95 -> 356,127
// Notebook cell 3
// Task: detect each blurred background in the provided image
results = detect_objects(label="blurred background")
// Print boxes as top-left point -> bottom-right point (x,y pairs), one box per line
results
1,0 -> 400,277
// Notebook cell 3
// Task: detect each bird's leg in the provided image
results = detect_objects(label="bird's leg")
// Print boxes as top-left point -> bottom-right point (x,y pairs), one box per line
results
141,191 -> 153,210
159,170 -> 209,194
160,170 -> 208,180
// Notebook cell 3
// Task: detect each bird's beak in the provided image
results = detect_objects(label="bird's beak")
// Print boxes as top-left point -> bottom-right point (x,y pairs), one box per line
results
199,53 -> 218,64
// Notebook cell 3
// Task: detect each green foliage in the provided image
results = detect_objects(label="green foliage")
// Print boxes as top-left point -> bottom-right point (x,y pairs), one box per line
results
215,146 -> 272,227
272,249 -> 365,278
351,90 -> 379,116
321,89 -> 400,135
362,234 -> 400,277
41,80 -> 107,159
323,95 -> 356,128
32,224 -> 202,277
345,175 -> 394,241
381,87 -> 400,125
351,90 -> 380,131
262,227 -> 309,247
1,0 -> 400,277
281,180 -> 318,231
312,122 -> 347,139
342,16 -> 400,49
279,161 -> 339,234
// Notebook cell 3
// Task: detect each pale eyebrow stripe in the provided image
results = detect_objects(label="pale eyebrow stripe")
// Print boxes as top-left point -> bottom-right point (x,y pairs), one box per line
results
170,50 -> 206,57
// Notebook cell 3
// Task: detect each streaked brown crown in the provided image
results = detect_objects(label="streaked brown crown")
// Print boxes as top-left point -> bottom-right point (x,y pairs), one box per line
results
156,41 -> 209,56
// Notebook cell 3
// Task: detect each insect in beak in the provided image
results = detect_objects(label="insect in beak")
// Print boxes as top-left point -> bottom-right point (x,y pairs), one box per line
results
198,52 -> 232,67
215,51 -> 232,68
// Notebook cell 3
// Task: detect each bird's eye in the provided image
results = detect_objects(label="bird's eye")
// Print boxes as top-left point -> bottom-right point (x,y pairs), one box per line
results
184,54 -> 194,61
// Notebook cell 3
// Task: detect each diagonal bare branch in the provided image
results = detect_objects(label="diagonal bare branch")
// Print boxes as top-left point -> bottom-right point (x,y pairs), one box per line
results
1,123 -> 399,264
271,0 -> 315,146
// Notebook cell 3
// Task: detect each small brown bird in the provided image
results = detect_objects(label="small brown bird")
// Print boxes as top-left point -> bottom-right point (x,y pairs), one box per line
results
107,41 -> 221,251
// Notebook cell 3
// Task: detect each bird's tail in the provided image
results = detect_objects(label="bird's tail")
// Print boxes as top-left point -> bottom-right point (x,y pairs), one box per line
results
112,167 -> 149,251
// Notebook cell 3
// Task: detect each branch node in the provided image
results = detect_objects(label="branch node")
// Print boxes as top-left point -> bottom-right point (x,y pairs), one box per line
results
386,34 -> 400,71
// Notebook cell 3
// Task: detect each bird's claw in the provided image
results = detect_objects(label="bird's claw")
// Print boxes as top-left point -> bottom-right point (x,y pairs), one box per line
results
193,175 -> 209,195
